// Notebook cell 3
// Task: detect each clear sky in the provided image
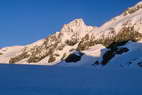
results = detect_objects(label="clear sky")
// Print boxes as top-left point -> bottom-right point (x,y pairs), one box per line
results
0,0 -> 141,47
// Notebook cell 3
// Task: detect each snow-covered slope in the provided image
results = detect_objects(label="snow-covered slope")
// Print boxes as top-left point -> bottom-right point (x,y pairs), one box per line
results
0,64 -> 142,95
0,46 -> 24,63
1,1 -> 142,68
0,64 -> 141,95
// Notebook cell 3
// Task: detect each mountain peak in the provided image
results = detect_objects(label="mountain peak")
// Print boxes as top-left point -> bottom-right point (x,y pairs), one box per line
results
68,18 -> 85,26
1,1 -> 142,67
61,18 -> 96,33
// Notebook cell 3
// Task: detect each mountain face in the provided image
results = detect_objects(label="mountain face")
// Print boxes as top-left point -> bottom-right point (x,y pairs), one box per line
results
1,1 -> 142,67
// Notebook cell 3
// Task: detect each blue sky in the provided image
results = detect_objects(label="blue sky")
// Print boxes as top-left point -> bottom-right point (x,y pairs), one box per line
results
0,0 -> 141,47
